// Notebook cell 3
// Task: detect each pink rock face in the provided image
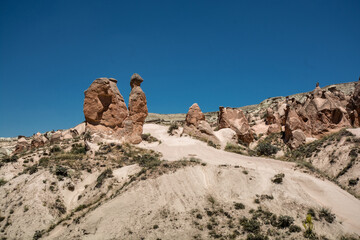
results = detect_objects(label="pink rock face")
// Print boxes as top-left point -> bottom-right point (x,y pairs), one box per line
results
127,74 -> 148,144
185,103 -> 206,126
283,83 -> 353,148
183,103 -> 220,146
83,74 -> 148,144
348,79 -> 360,126
31,132 -> 47,149
218,107 -> 253,144
84,78 -> 128,128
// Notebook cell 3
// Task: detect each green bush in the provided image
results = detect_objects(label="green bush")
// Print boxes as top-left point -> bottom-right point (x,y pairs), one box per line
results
50,145 -> 62,153
207,141 -> 217,148
289,224 -> 302,232
2,154 -> 18,163
225,143 -> 243,154
239,217 -> 260,233
33,230 -> 44,240
24,164 -> 38,175
141,133 -> 159,143
70,143 -> 86,154
256,142 -> 279,156
234,202 -> 245,210
167,123 -> 179,135
246,233 -> 269,240
276,215 -> 294,228
96,168 -> 113,188
0,178 -> 7,187
55,165 -> 68,178
348,178 -> 359,186
271,173 -> 285,184
39,157 -> 50,167
134,153 -> 161,169
319,208 -> 335,223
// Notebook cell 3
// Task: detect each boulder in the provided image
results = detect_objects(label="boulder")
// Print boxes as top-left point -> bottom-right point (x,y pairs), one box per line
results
289,129 -> 306,149
84,78 -> 128,128
218,107 -> 254,144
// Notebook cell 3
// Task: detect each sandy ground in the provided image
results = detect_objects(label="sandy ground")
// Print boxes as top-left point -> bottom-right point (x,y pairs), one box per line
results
42,124 -> 360,239
347,128 -> 360,138
139,124 -> 360,234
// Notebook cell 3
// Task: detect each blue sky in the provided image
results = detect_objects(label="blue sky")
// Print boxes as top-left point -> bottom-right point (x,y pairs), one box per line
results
0,0 -> 359,137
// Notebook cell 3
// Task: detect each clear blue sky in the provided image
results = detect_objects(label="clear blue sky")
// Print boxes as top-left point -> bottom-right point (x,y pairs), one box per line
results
0,0 -> 359,137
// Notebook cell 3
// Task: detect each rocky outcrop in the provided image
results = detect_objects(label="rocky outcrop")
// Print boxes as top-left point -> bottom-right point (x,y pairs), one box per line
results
127,74 -> 148,144
14,137 -> 30,153
348,78 -> 360,127
183,103 -> 220,146
83,74 -> 148,144
283,82 -> 352,148
218,107 -> 254,144
84,78 -> 128,128
31,132 -> 48,148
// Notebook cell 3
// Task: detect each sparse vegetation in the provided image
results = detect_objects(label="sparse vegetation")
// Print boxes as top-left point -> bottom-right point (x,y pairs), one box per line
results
207,140 -> 218,148
276,215 -> 294,228
256,142 -> 279,156
70,143 -> 86,154
225,143 -> 244,154
0,178 -> 7,186
318,208 -> 335,223
141,133 -> 159,143
234,202 -> 245,210
167,122 -> 179,135
95,168 -> 113,188
348,178 -> 359,186
303,214 -> 316,239
271,173 -> 285,184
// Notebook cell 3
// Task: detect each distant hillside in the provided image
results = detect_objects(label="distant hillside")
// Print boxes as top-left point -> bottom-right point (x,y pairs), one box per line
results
146,81 -> 357,124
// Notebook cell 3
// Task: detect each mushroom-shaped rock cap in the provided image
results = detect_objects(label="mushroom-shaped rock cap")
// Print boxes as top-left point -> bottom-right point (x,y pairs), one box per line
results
130,73 -> 144,88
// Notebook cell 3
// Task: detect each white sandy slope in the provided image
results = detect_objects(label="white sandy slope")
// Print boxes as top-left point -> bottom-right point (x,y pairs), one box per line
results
139,124 -> 360,233
45,124 -> 360,239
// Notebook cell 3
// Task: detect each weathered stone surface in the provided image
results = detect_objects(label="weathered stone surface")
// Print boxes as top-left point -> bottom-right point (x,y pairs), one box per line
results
218,107 -> 253,144
84,78 -> 128,128
83,74 -> 148,144
185,103 -> 206,126
267,124 -> 281,134
283,82 -> 352,148
183,103 -> 220,146
127,73 -> 148,144
14,137 -> 30,153
31,132 -> 48,148
289,129 -> 306,149
348,78 -> 360,127
50,131 -> 62,144
265,108 -> 276,125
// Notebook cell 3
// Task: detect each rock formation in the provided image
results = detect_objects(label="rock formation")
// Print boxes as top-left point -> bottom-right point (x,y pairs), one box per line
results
31,132 -> 48,148
83,78 -> 128,129
127,74 -> 148,144
283,82 -> 352,148
14,137 -> 30,154
83,74 -> 148,144
183,103 -> 220,146
218,107 -> 254,144
347,78 -> 360,127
